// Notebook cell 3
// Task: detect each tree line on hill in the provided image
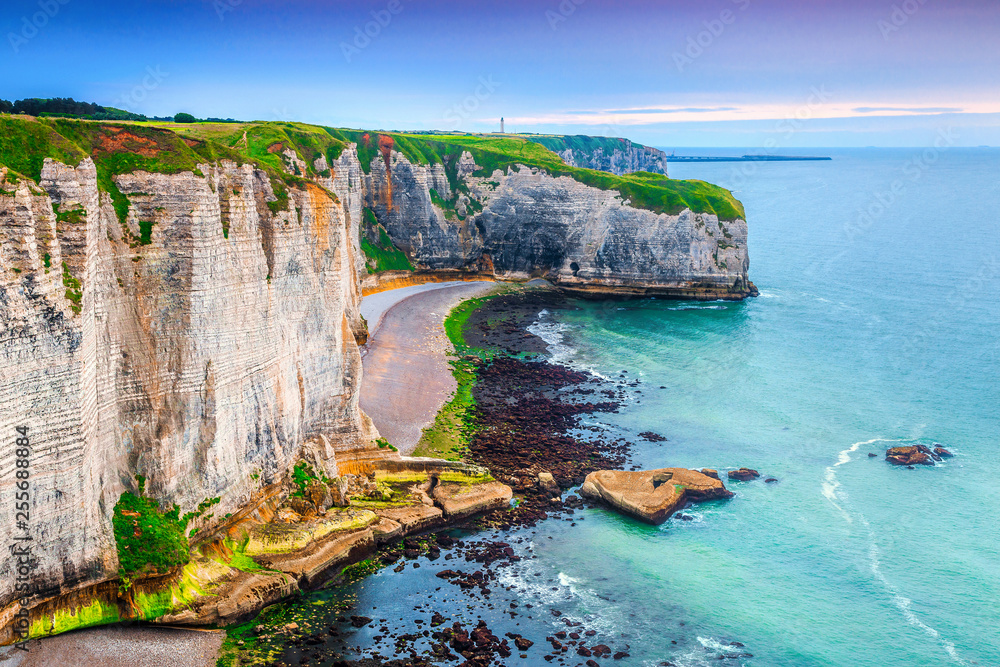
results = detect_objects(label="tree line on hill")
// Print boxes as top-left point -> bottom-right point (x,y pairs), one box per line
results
0,97 -> 239,124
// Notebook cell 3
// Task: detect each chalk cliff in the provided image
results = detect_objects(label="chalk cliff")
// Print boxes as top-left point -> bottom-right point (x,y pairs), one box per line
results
0,118 -> 752,640
0,155 -> 377,625
525,135 -> 670,177
364,148 -> 753,299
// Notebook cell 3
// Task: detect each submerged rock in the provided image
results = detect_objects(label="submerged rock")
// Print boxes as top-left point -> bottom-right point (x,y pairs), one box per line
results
580,468 -> 733,524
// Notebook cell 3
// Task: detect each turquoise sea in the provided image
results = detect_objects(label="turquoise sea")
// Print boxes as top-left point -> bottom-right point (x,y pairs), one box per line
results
295,148 -> 1000,666
526,148 -> 1000,666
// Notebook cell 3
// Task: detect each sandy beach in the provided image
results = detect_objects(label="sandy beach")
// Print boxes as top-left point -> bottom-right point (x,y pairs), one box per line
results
359,281 -> 495,454
0,626 -> 225,667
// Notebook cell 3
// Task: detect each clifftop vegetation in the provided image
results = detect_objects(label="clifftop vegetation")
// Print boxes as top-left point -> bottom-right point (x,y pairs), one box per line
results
0,115 -> 744,220
519,133 -> 656,157
0,115 -> 309,227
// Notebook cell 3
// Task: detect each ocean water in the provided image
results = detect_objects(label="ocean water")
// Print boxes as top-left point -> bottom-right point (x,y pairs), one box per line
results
522,148 -> 1000,666
288,149 -> 1000,667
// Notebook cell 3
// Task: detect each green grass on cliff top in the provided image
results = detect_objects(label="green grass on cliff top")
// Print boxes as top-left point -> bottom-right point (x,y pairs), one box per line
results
389,133 -> 744,219
336,129 -> 742,219
0,115 -> 744,220
0,116 -> 311,227
518,133 -> 649,156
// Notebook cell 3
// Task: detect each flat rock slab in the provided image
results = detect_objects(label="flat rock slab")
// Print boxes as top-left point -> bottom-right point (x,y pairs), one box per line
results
581,468 -> 733,525
433,481 -> 513,519
154,566 -> 298,627
372,517 -> 403,544
374,504 -> 444,534
255,529 -> 376,588
215,570 -> 299,623
244,509 -> 378,556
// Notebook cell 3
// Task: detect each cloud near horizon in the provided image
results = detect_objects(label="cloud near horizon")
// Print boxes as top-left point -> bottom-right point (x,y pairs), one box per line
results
496,102 -> 999,127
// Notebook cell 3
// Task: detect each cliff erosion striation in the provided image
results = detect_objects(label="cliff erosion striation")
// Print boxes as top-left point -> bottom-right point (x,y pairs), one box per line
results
0,116 -> 753,642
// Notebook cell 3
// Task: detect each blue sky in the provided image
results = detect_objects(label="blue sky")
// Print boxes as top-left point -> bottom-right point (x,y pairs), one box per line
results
3,0 -> 999,146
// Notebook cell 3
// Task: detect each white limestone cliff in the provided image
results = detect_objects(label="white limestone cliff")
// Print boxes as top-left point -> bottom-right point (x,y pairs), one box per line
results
0,159 -> 377,611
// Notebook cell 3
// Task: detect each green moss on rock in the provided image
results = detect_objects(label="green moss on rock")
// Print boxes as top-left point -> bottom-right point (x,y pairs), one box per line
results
359,207 -> 414,273
29,598 -> 120,640
112,482 -> 190,579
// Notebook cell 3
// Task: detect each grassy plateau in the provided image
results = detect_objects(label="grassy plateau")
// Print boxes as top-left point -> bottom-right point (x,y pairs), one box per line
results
0,115 -> 744,222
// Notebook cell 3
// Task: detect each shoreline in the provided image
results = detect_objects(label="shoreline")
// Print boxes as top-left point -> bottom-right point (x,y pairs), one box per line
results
246,288 -> 657,666
359,281 -> 497,454
198,285 -> 648,667
10,284 -> 667,667
359,280 -> 495,342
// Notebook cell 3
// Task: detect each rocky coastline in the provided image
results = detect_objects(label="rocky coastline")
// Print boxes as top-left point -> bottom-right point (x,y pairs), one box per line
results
0,119 -> 755,659
210,286 -> 746,667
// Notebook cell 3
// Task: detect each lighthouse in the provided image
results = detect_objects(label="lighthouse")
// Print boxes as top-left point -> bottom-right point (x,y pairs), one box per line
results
500,117 -> 505,134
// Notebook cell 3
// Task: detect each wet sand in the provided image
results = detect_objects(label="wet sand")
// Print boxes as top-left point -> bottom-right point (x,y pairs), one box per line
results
360,281 -> 495,454
0,626 -> 224,667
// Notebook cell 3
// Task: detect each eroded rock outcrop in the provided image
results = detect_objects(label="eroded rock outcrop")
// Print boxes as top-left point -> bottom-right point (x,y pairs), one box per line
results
362,151 -> 754,300
580,468 -> 733,524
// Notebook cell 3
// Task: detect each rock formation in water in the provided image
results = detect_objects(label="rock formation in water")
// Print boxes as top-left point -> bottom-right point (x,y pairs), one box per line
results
885,445 -> 946,466
580,468 -> 733,524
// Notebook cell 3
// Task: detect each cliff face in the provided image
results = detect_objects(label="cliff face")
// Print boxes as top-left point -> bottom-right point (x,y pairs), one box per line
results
524,135 -> 669,176
0,158 -> 375,610
363,151 -> 752,299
